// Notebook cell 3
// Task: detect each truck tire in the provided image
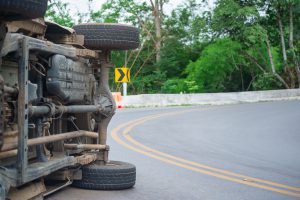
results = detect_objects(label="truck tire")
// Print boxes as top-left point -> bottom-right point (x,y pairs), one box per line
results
0,0 -> 48,20
72,161 -> 136,190
73,23 -> 139,50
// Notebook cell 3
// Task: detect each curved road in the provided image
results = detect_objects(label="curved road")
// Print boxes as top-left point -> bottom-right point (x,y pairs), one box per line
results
48,101 -> 300,200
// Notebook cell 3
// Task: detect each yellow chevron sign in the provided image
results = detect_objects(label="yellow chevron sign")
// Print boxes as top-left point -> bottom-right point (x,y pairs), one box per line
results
115,67 -> 130,83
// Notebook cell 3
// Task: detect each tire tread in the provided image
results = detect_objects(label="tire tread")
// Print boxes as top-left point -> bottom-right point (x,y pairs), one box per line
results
73,24 -> 139,50
72,160 -> 136,190
0,0 -> 48,20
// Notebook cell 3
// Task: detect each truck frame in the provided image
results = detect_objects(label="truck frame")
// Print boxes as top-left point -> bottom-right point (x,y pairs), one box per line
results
0,2 -> 139,199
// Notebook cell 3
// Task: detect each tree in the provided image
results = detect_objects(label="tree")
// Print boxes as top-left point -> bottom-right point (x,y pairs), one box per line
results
186,38 -> 244,92
210,0 -> 300,89
264,0 -> 300,88
45,0 -> 298,94
45,0 -> 74,27
149,0 -> 167,62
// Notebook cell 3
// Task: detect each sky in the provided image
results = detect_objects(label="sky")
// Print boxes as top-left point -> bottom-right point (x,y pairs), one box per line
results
60,0 -> 215,16
60,0 -> 105,14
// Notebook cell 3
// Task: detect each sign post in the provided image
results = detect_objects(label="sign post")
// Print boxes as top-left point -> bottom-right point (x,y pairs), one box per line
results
123,82 -> 127,96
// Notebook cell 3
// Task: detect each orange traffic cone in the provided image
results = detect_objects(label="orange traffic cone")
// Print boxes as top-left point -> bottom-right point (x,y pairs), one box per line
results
112,92 -> 124,108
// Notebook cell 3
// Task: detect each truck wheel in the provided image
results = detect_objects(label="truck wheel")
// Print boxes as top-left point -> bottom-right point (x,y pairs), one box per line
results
73,23 -> 139,50
0,0 -> 48,20
72,161 -> 136,190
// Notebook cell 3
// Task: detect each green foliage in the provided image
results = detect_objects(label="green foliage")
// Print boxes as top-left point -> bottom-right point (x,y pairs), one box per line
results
252,73 -> 284,90
90,0 -> 151,24
186,38 -> 243,92
212,0 -> 259,39
45,0 -> 74,27
161,79 -> 186,93
164,0 -> 208,43
44,0 -> 299,93
130,70 -> 166,94
184,80 -> 200,93
155,38 -> 191,78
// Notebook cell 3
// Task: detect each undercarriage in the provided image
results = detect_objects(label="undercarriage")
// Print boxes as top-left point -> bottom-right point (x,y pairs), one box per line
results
0,3 -> 139,199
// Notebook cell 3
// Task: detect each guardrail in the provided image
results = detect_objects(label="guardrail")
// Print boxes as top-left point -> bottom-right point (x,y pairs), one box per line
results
122,89 -> 300,107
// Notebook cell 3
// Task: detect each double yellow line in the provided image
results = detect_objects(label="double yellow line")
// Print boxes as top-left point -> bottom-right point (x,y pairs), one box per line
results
111,108 -> 300,198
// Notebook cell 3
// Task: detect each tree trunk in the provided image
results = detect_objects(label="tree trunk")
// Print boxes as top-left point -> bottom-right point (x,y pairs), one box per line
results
278,14 -> 295,88
244,52 -> 266,73
240,65 -> 244,91
266,35 -> 290,89
278,16 -> 288,68
289,5 -> 300,88
150,0 -> 161,62
289,6 -> 293,49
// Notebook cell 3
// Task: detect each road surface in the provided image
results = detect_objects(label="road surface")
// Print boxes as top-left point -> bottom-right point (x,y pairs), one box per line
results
48,101 -> 300,200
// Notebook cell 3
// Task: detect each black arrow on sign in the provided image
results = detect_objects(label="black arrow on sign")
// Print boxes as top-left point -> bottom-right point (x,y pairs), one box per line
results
118,68 -> 125,82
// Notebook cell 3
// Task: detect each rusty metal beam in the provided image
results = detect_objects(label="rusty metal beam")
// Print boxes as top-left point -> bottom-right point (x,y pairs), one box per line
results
0,149 -> 17,159
3,85 -> 18,94
29,105 -> 103,117
17,36 -> 29,185
64,144 -> 107,150
1,131 -> 98,152
7,179 -> 46,200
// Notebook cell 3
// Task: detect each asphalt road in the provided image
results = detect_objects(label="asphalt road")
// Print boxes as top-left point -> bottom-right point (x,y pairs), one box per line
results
48,101 -> 300,200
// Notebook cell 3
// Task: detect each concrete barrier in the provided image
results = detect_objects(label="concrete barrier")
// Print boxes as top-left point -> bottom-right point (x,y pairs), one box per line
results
122,89 -> 300,107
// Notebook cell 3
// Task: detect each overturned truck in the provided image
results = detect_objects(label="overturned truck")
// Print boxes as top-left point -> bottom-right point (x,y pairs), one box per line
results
0,1 -> 139,199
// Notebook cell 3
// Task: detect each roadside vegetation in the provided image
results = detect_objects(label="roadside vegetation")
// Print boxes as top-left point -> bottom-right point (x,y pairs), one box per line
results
46,0 -> 300,94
